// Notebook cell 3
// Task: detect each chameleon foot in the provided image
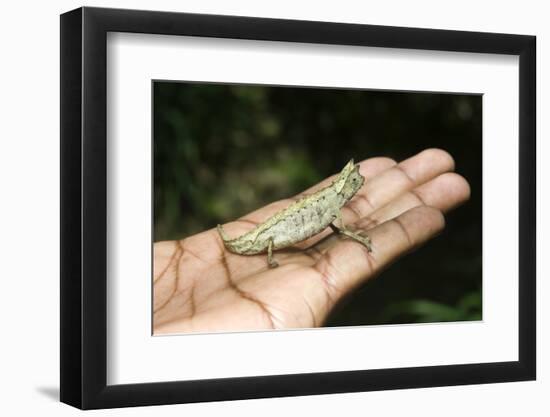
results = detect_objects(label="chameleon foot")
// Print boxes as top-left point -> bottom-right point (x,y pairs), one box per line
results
268,258 -> 279,268
330,223 -> 373,252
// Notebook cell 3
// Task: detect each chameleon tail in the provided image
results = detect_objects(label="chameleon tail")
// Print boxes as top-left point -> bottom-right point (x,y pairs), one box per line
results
217,224 -> 231,242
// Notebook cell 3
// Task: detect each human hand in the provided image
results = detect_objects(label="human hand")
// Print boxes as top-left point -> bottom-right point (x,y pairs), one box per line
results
153,149 -> 470,334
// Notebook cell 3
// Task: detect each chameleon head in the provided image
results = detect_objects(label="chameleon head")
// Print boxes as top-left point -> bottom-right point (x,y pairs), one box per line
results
334,159 -> 365,200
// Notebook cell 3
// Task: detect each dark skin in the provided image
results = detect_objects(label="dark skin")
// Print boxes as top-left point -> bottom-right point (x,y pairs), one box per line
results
153,149 -> 471,334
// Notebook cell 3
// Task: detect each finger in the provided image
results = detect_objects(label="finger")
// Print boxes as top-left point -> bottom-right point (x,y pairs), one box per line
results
313,206 -> 445,302
355,172 -> 470,230
298,156 -> 397,197
222,156 -> 396,237
342,148 -> 455,223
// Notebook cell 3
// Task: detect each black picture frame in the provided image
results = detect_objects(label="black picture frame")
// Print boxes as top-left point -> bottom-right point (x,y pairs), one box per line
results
60,6 -> 536,410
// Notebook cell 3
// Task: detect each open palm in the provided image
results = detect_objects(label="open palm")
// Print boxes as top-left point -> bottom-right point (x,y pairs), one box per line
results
153,149 -> 470,334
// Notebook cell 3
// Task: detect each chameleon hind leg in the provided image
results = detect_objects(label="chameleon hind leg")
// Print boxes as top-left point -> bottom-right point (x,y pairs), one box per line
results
267,238 -> 279,268
330,211 -> 373,252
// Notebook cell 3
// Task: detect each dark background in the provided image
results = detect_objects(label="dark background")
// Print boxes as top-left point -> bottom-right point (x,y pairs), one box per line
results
153,81 -> 482,326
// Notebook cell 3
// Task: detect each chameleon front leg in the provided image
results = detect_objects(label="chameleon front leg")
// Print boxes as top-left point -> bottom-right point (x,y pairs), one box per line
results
267,238 -> 279,268
330,210 -> 373,252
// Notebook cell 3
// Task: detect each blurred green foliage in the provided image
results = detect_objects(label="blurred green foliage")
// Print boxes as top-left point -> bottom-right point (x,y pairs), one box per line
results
154,81 -> 482,326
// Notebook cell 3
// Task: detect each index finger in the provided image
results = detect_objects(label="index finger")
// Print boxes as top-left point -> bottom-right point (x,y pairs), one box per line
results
341,148 -> 455,224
